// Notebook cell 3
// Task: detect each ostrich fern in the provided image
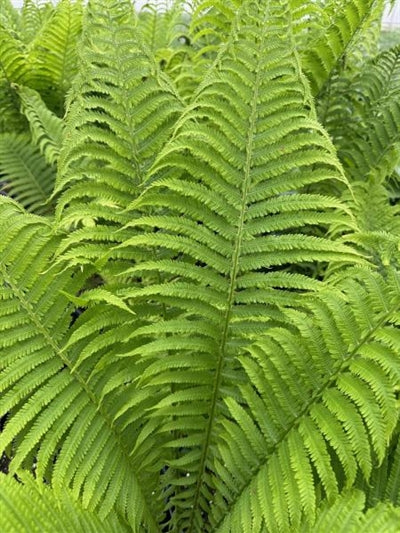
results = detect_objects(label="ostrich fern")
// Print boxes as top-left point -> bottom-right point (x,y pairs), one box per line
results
1,1 -> 400,532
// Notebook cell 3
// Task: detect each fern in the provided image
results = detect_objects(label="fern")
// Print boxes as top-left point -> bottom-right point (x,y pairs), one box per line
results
20,0 -> 54,44
0,133 -> 55,214
214,268 -> 400,531
0,198 -> 157,531
0,473 -> 127,533
304,489 -> 400,532
301,0 -> 382,95
340,46 -> 400,182
1,1 -> 400,531
17,84 -> 64,166
29,0 -> 83,113
54,0 -> 182,269
110,2 -> 364,529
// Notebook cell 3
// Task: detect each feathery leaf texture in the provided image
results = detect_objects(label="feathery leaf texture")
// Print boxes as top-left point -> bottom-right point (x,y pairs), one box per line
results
17,85 -> 64,166
0,198 -> 157,532
0,474 -> 127,533
214,269 -> 400,532
29,0 -> 83,111
54,0 -> 182,267
301,0 -> 380,95
340,46 -> 400,182
114,1 -> 361,530
1,1 -> 400,532
304,489 -> 400,533
0,133 -> 55,214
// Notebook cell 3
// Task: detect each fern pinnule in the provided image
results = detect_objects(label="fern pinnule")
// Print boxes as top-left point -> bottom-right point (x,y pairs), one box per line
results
301,0 -> 380,95
29,0 -> 83,111
303,489 -> 400,533
0,473 -> 127,533
16,84 -> 64,166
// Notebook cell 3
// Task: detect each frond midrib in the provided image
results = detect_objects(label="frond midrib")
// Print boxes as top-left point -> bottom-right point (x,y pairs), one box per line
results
214,291 -> 400,531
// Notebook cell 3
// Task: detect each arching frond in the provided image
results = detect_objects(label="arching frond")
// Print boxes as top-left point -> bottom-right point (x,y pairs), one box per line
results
0,27 -> 33,132
0,133 -> 55,214
170,0 -> 242,99
0,474 -> 127,533
0,198 -> 157,531
54,0 -> 183,269
213,268 -> 400,532
0,0 -> 19,31
330,180 -> 400,271
114,2 -> 361,530
137,0 -> 187,54
17,85 -> 64,166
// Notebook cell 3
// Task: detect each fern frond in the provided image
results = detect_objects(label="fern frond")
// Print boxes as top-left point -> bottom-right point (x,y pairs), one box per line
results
16,85 -> 64,166
304,489 -> 400,533
340,46 -> 400,182
0,0 -> 19,31
113,2 -> 362,530
54,0 -> 182,269
0,27 -> 34,131
301,0 -> 382,95
30,0 -> 83,112
212,268 -> 400,531
330,180 -> 400,271
20,0 -> 54,44
0,198 -> 157,531
0,133 -> 55,214
0,473 -> 127,533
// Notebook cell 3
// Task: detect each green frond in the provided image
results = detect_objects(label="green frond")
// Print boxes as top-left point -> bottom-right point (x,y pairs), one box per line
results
0,198 -> 158,531
54,0 -> 182,269
112,2 -> 362,530
0,27 -> 34,132
0,0 -> 20,31
301,0 -> 382,95
210,268 -> 400,532
304,489 -> 400,533
17,85 -> 64,166
137,0 -> 187,54
0,25 -> 37,87
0,133 -> 55,214
29,0 -> 83,112
0,473 -> 127,533
330,180 -> 400,271
340,46 -> 400,182
20,0 -> 54,44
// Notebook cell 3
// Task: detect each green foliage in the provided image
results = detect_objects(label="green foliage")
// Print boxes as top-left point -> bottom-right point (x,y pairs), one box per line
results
0,133 -> 55,214
54,0 -> 183,269
0,473 -> 127,533
1,1 -> 400,532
